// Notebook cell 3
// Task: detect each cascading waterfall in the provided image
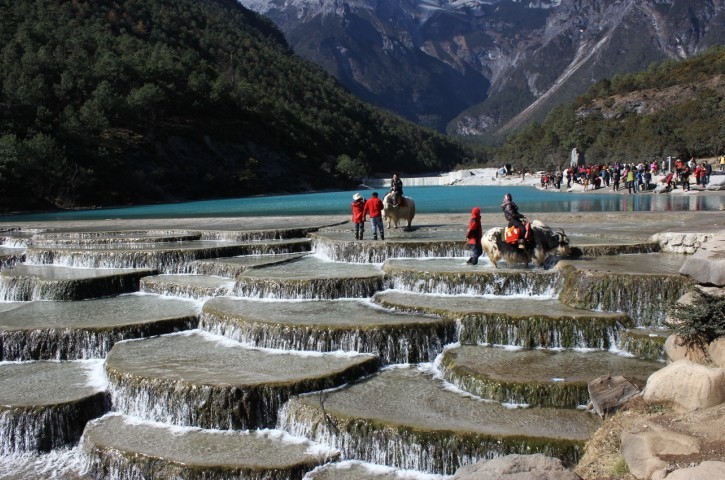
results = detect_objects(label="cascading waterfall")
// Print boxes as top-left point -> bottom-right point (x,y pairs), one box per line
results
0,270 -> 149,301
79,413 -> 340,480
232,276 -> 385,300
0,317 -> 198,361
558,267 -> 695,326
312,236 -> 466,263
107,363 -> 379,431
139,276 -> 234,300
202,227 -> 321,242
0,218 -> 701,478
24,244 -> 254,272
385,269 -> 563,297
200,311 -> 457,365
0,360 -> 110,455
0,395 -> 109,454
277,398 -> 584,475
618,329 -> 668,361
456,312 -> 629,349
0,251 -> 25,270
108,378 -> 291,430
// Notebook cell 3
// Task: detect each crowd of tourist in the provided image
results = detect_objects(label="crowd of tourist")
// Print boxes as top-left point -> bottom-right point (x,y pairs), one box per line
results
538,158 -> 714,194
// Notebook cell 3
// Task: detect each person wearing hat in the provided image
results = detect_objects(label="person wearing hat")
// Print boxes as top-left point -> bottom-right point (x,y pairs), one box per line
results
351,192 -> 366,240
389,173 -> 404,207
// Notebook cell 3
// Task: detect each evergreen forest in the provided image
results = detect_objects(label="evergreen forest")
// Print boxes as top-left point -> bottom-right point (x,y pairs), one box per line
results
0,0 -> 481,212
1,0 -> 722,213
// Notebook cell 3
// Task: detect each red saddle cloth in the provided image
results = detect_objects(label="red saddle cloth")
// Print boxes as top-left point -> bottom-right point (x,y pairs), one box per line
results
505,223 -> 531,244
504,226 -> 520,244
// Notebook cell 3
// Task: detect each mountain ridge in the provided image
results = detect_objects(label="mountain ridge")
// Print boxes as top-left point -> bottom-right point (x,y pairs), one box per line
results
238,0 -> 725,139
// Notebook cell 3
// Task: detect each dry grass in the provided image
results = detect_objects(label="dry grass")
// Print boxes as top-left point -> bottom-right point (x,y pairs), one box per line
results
575,397 -> 725,479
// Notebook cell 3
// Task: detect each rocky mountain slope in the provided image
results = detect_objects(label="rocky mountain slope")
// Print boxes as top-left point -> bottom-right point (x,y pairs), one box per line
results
238,0 -> 725,139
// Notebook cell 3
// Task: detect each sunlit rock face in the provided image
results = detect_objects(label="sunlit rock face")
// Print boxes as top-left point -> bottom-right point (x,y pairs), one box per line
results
237,0 -> 723,135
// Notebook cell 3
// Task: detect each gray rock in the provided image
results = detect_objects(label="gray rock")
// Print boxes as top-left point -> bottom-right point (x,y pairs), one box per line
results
677,230 -> 725,286
709,337 -> 725,369
651,232 -> 714,255
643,359 -> 725,412
451,454 -> 580,480
621,429 -> 700,480
705,175 -> 725,191
664,461 -> 725,479
664,334 -> 708,364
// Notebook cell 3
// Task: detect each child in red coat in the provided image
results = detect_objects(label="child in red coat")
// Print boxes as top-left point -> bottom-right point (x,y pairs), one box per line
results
351,193 -> 366,239
465,207 -> 483,265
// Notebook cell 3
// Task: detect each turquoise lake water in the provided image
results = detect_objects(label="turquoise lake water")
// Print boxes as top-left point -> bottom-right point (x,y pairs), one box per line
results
3,186 -> 723,221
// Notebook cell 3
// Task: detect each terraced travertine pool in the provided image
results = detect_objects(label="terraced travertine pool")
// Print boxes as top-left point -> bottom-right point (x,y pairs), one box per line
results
0,214 -> 708,479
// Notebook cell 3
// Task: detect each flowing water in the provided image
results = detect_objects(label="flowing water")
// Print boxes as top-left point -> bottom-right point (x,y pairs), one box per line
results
0,209 -> 713,478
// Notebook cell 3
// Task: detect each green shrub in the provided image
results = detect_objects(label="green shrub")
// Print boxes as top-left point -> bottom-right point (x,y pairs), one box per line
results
666,289 -> 725,352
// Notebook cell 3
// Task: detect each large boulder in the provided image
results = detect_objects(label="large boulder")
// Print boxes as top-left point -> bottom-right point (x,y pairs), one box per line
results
677,230 -> 725,286
621,429 -> 700,480
643,359 -> 725,412
452,454 -> 580,480
664,334 -> 708,364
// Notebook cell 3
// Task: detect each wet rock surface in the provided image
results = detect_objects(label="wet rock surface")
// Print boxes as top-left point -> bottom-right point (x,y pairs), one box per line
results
105,330 -> 380,429
201,296 -> 455,363
82,413 -> 339,479
442,346 -> 659,408
0,294 -> 198,360
0,360 -> 108,453
281,366 -> 601,474
0,264 -> 155,301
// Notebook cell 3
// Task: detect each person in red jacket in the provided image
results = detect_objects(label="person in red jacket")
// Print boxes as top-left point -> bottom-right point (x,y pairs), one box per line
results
363,192 -> 385,240
351,192 -> 366,239
465,207 -> 483,265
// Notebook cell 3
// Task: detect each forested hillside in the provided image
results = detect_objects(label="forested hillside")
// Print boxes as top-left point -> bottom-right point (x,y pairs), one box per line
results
492,46 -> 725,172
0,0 -> 480,212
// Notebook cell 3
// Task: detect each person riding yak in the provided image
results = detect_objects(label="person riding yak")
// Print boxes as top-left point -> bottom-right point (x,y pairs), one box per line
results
501,193 -> 530,248
390,173 -> 404,207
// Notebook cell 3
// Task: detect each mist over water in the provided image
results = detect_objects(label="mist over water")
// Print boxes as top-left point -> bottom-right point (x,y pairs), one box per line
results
3,186 -> 723,221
